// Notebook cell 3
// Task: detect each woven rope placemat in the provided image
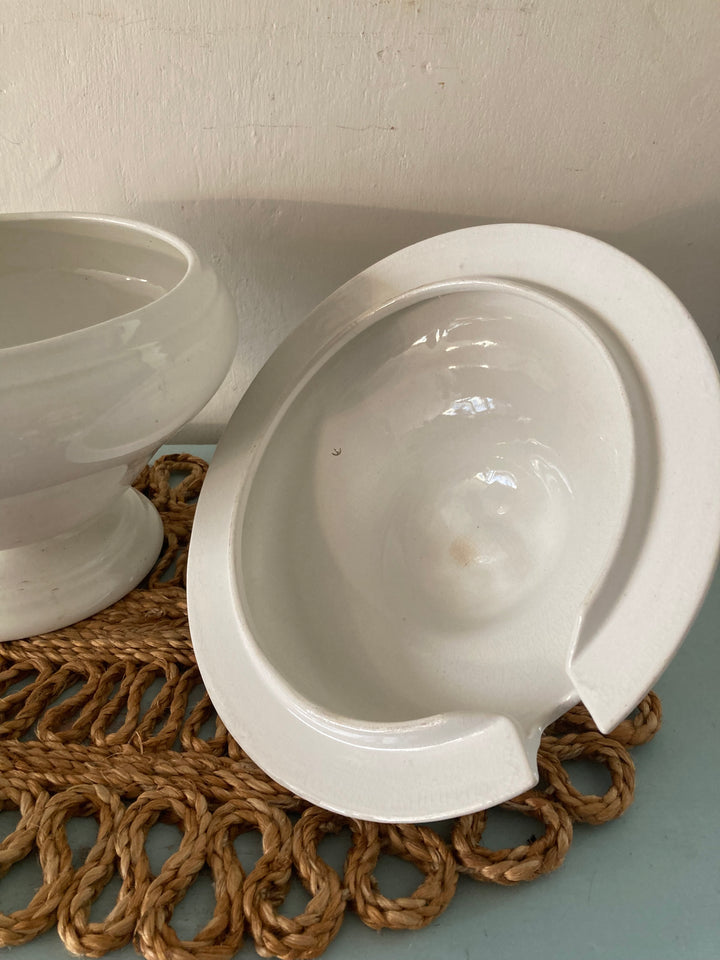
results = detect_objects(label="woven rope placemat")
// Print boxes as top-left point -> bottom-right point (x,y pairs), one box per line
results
0,455 -> 662,960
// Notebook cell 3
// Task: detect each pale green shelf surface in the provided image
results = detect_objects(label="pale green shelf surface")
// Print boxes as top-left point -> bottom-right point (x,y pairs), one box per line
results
3,445 -> 719,959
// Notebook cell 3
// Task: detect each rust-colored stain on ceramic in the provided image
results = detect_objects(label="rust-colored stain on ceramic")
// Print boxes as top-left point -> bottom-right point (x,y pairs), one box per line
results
449,536 -> 476,567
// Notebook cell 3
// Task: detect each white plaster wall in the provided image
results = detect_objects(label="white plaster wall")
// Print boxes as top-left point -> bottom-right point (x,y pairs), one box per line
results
3,0 -> 719,439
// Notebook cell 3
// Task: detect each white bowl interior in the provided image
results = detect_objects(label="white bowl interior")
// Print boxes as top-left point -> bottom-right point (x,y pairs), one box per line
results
239,283 -> 636,735
0,217 -> 188,349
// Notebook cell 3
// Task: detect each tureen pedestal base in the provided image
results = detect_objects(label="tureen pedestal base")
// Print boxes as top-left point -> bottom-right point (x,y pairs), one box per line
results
0,487 -> 163,642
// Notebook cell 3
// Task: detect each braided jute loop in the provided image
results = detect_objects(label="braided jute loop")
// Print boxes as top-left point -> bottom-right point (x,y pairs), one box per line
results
0,455 -> 664,958
0,781 -> 50,879
345,820 -> 458,930
451,790 -> 574,884
0,784 -> 108,947
53,784 -> 127,956
538,733 -> 636,824
119,786 -> 212,960
133,788 -> 231,960
283,807 -> 348,959
239,800 -> 296,958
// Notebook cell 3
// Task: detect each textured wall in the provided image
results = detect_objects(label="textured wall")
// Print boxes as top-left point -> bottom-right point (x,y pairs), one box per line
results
3,0 -> 719,438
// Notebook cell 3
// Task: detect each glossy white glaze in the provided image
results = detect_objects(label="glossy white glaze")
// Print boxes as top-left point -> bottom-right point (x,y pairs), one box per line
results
0,213 -> 237,641
187,224 -> 720,821
241,283 -> 633,734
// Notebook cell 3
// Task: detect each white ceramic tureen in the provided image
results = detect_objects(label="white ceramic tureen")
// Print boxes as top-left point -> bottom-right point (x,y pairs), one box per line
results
0,213 -> 237,641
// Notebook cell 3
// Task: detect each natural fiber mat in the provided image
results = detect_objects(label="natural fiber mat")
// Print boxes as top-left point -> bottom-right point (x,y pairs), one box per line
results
0,455 -> 662,960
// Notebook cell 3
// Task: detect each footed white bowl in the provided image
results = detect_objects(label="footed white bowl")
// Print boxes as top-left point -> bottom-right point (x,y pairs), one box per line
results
0,213 -> 237,641
187,224 -> 720,821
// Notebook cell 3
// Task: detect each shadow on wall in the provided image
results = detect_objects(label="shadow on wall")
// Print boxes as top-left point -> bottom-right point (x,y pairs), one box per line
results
135,197 -> 720,441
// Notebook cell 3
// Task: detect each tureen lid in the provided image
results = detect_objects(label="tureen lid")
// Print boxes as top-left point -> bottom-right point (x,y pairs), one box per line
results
187,224 -> 720,821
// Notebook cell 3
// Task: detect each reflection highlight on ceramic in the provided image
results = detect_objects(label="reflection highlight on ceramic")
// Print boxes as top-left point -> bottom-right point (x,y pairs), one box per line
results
240,282 -> 633,736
